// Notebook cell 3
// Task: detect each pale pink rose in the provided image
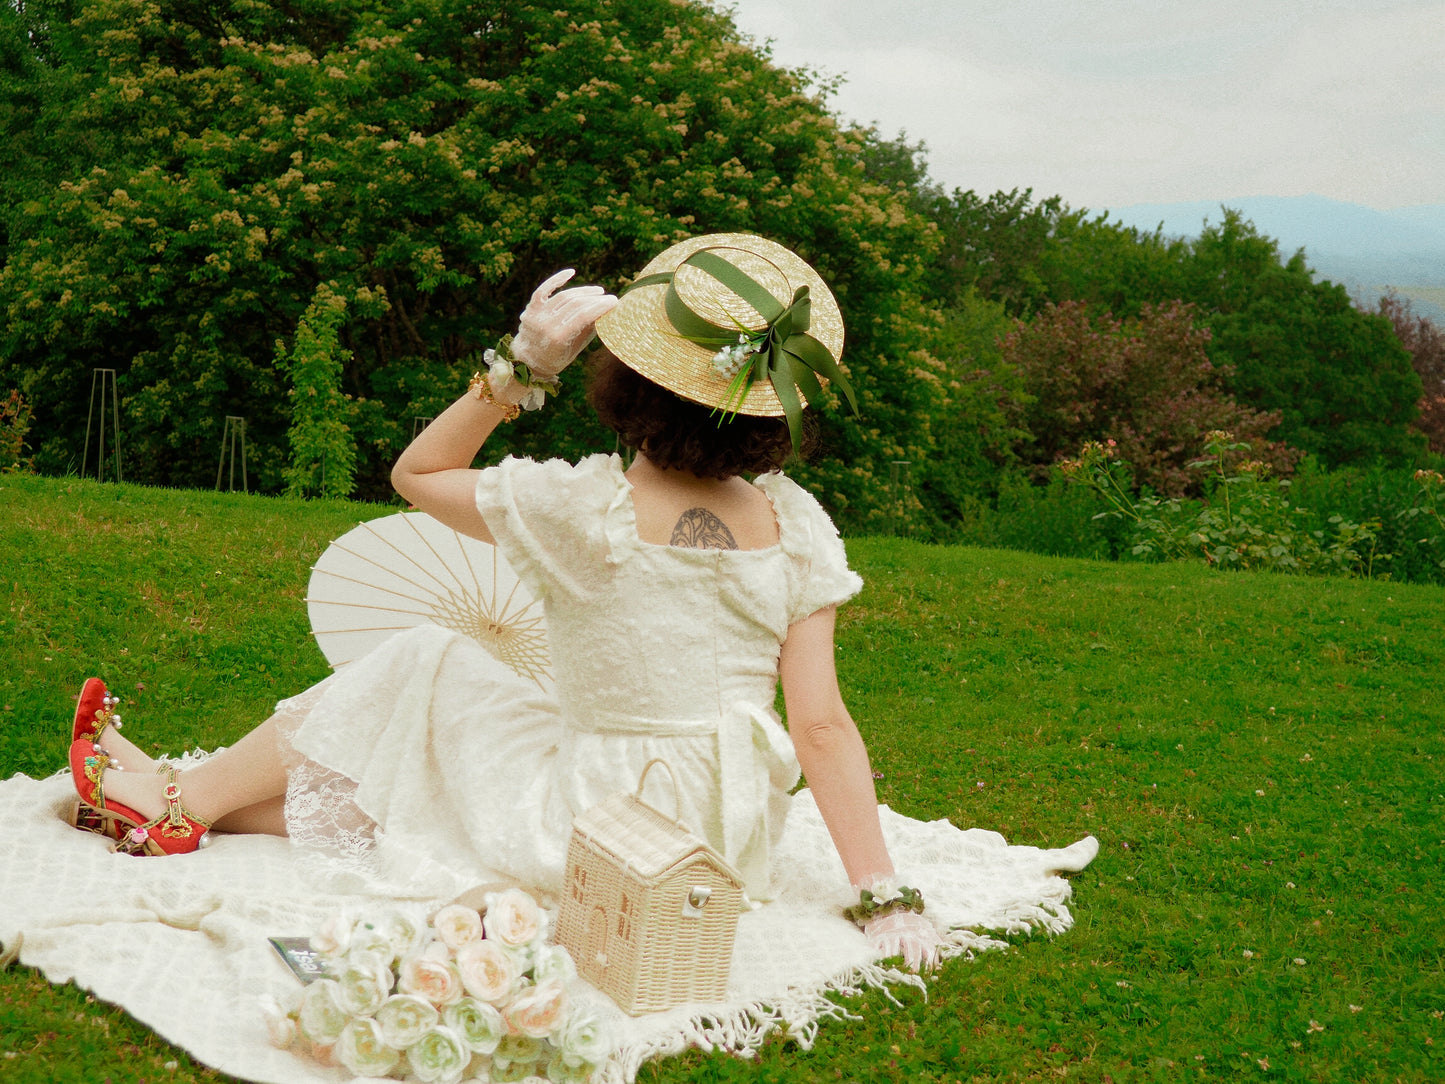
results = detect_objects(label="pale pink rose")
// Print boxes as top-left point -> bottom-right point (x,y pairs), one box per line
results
399,954 -> 464,1008
311,910 -> 356,955
431,904 -> 483,950
482,889 -> 543,948
504,981 -> 568,1039
309,1040 -> 338,1068
420,939 -> 451,964
455,939 -> 518,1005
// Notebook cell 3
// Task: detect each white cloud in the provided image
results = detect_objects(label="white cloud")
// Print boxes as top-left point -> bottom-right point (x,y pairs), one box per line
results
720,0 -> 1445,209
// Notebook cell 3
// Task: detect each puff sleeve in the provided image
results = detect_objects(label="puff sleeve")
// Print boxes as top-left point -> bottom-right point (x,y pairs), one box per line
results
757,473 -> 864,625
473,454 -> 620,600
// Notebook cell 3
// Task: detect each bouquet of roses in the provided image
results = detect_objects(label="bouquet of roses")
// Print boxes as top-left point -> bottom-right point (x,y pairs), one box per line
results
261,888 -> 612,1083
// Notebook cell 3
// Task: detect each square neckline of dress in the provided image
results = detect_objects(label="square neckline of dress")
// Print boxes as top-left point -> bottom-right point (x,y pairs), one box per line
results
608,454 -> 786,556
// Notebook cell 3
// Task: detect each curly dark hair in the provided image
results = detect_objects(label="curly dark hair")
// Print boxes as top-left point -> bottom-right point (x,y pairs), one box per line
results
585,348 -> 814,479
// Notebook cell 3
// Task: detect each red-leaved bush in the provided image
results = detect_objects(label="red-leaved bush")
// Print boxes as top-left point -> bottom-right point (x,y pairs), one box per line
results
1377,294 -> 1445,455
1002,300 -> 1296,495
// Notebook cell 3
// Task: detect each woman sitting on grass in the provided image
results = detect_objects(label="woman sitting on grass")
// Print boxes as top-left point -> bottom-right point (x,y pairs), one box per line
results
67,232 -> 942,968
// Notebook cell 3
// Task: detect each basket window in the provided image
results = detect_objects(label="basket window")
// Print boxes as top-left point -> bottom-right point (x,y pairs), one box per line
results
569,865 -> 588,903
617,893 -> 634,942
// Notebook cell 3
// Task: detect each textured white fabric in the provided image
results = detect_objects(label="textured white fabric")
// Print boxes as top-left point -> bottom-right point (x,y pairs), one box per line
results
0,771 -> 1097,1084
2,453 -> 1100,1081
277,454 -> 863,901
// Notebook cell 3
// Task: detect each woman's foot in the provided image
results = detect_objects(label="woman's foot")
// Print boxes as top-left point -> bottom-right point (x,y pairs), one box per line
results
70,678 -> 158,772
69,740 -> 213,855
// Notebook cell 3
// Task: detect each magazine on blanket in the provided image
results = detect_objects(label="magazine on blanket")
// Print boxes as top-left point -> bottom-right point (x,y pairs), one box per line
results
267,937 -> 327,984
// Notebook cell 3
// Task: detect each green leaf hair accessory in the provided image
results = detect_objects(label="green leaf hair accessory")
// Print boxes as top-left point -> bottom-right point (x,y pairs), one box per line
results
622,248 -> 858,452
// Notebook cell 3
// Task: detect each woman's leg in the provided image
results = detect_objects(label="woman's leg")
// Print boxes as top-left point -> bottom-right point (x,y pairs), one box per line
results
211,796 -> 288,835
96,714 -> 291,834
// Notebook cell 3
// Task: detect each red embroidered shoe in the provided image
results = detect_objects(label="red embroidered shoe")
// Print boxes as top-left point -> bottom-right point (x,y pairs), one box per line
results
72,678 -> 123,746
69,737 -> 147,843
68,739 -> 213,855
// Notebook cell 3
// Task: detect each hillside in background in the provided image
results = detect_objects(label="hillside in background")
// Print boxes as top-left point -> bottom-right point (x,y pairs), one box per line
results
1104,195 -> 1445,320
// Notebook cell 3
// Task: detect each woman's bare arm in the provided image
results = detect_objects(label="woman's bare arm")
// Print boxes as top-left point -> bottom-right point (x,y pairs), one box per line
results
391,270 -> 616,541
778,605 -> 893,887
390,390 -> 508,543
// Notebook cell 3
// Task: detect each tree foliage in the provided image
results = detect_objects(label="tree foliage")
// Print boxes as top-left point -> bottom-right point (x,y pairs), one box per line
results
280,282 -> 356,498
1376,293 -> 1445,455
917,193 -> 1425,469
0,0 -> 946,526
1001,300 -> 1290,496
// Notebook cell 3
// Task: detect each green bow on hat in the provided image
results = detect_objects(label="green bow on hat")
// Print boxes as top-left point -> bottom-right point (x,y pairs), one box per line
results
624,249 -> 858,452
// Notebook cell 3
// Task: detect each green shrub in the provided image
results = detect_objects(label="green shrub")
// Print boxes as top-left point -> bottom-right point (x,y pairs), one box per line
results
1,388 -> 34,473
1052,433 -> 1445,581
1287,459 -> 1445,583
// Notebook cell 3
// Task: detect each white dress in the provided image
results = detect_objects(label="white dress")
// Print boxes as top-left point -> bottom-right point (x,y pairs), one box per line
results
277,453 -> 863,902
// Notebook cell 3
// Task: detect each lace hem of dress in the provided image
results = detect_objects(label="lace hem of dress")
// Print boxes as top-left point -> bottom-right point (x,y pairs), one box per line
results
274,681 -> 387,892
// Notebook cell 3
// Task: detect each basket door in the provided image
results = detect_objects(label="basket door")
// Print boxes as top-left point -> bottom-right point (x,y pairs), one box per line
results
584,906 -> 609,976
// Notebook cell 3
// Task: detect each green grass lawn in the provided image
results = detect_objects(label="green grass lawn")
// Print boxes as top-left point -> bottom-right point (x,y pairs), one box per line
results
2,474 -> 1442,1082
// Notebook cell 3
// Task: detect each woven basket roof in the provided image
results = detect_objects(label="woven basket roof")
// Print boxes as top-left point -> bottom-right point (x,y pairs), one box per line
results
573,793 -> 742,886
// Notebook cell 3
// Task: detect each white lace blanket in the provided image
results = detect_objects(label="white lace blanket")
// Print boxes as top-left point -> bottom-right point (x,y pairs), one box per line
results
0,768 -> 1097,1083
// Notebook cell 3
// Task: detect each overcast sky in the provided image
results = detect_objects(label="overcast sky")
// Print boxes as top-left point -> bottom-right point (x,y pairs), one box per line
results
721,0 -> 1445,212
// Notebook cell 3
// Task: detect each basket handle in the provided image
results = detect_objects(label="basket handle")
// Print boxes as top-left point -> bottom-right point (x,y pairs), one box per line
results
635,758 -> 682,821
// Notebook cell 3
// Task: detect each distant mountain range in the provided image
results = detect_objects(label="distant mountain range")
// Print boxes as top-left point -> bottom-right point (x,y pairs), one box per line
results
1101,195 -> 1445,321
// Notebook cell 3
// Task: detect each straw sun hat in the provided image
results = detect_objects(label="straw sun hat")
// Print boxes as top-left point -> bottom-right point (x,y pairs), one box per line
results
595,233 -> 855,445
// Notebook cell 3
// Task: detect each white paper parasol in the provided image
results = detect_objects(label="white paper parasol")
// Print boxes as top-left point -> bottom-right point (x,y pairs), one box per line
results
306,512 -> 551,689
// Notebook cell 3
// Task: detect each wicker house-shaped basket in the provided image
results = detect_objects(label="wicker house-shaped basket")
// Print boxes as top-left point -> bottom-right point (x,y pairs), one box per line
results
555,760 -> 743,1015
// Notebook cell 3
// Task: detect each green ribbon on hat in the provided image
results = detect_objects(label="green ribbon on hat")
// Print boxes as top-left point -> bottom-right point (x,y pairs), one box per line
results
623,249 -> 858,452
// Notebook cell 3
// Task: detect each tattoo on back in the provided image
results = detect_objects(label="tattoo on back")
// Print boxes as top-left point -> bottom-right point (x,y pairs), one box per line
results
670,507 -> 738,550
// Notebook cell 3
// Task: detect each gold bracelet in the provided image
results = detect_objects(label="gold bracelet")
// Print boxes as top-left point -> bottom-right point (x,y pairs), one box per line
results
468,372 -> 521,422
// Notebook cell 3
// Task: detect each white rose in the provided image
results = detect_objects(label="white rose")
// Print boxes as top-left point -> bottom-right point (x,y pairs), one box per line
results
336,1016 -> 403,1078
337,949 -> 395,1016
348,922 -> 395,961
374,993 -> 440,1050
421,938 -> 452,963
312,909 -> 357,956
491,1034 -> 543,1081
544,1050 -> 594,1084
530,944 -> 576,988
482,889 -> 544,948
298,979 -> 350,1044
504,981 -> 567,1040
488,354 -> 515,390
372,908 -> 428,960
433,905 -> 484,950
455,939 -> 518,1005
444,996 -> 505,1054
406,1024 -> 470,1084
555,1003 -> 613,1066
258,994 -> 298,1049
400,954 -> 465,1008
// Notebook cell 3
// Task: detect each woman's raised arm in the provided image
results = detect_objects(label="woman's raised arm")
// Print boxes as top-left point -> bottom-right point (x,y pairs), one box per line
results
391,270 -> 616,541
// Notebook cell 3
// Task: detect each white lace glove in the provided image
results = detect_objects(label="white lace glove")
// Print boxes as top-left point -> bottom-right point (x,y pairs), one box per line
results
864,910 -> 943,972
509,268 -> 618,379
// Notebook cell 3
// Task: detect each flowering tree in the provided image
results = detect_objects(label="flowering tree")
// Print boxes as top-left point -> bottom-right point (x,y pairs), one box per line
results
1001,300 -> 1291,496
0,0 -> 945,526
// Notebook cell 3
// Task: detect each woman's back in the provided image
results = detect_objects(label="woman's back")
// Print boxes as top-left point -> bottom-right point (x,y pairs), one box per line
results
474,454 -> 858,728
